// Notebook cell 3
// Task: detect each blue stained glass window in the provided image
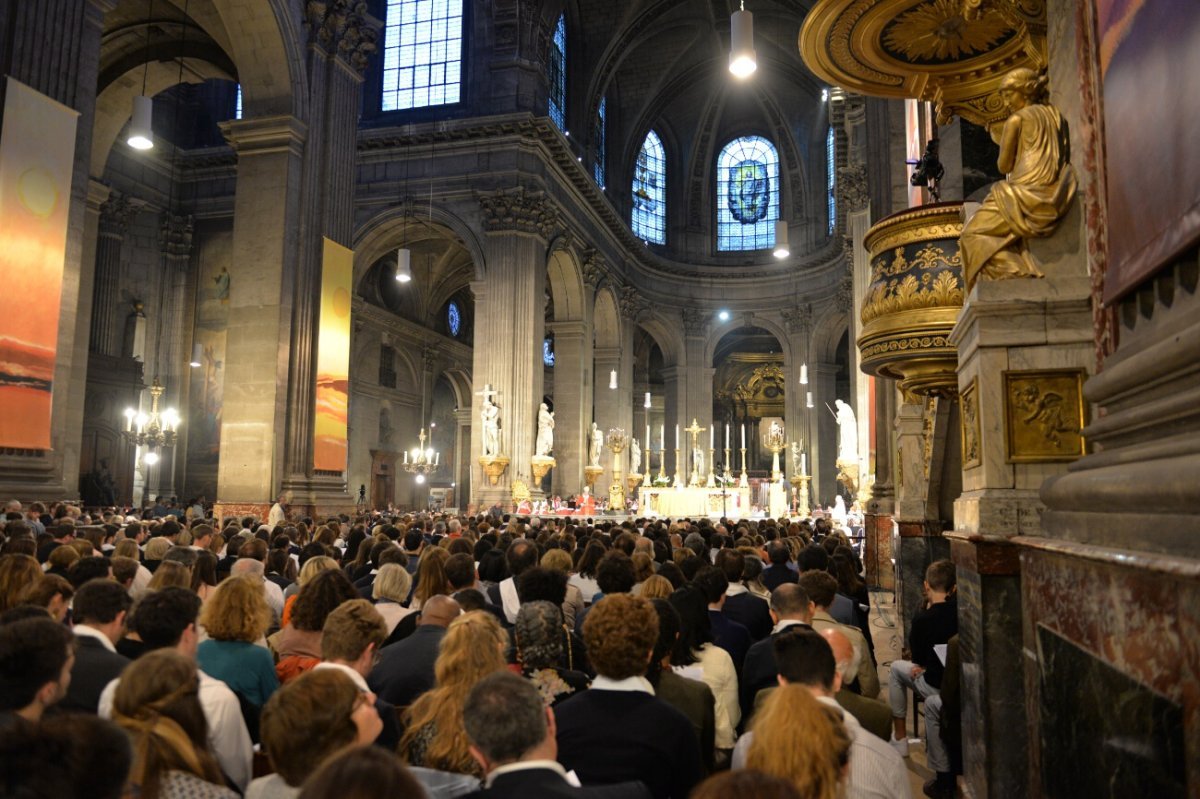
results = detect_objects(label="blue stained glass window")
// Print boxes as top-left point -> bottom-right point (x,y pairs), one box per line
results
543,337 -> 555,367
594,97 -> 606,188
632,130 -> 666,244
234,84 -> 243,119
717,136 -> 779,252
447,300 -> 461,337
382,0 -> 464,111
827,125 -> 837,235
548,15 -> 566,130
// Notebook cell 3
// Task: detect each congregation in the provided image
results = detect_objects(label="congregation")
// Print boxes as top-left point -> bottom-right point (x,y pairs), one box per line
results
0,499 -> 960,799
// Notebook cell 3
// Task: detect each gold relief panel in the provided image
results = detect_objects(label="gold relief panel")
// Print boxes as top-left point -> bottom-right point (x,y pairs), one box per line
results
960,378 -> 981,469
1003,369 -> 1087,463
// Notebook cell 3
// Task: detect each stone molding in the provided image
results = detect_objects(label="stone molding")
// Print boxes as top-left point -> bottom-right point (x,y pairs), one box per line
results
307,0 -> 381,75
681,308 -> 706,337
220,116 -> 307,157
99,193 -> 139,239
781,305 -> 812,335
477,187 -> 558,238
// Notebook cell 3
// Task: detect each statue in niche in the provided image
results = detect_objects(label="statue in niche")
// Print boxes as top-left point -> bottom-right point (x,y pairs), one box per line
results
535,403 -> 555,456
630,437 -> 641,474
213,266 -> 230,303
589,423 -> 603,467
481,396 -> 501,457
834,399 -> 858,464
694,446 -> 704,476
960,68 -> 1078,292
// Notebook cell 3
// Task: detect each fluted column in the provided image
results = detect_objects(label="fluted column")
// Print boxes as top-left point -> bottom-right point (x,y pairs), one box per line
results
661,365 -> 686,477
453,407 -> 471,507
89,194 -> 137,355
812,362 -> 838,505
470,188 -> 556,507
549,320 -> 590,496
592,347 -> 621,497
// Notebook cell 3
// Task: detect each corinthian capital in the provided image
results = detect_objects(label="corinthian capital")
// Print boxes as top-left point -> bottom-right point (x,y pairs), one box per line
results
99,193 -> 139,239
477,188 -> 558,238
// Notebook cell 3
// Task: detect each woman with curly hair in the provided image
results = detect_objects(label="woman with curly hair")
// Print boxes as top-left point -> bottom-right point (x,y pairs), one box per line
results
742,684 -> 851,799
513,600 -> 589,706
410,545 -> 452,611
399,610 -> 508,776
112,649 -> 237,799
196,574 -> 278,707
271,568 -> 358,683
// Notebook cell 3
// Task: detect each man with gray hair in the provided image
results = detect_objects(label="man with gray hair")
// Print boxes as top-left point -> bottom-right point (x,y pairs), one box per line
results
823,627 -> 894,742
462,671 -> 650,799
231,556 -> 283,626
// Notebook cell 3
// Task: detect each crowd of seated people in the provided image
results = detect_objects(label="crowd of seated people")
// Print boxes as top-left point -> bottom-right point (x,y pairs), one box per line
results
0,496 -> 960,798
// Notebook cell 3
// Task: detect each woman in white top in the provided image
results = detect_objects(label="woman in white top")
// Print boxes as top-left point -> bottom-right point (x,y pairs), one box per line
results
669,586 -> 740,752
372,563 -> 417,635
569,540 -> 606,605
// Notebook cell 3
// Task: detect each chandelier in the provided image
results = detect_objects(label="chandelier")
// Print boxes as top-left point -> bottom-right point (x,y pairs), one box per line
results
403,426 -> 440,484
122,377 -> 180,460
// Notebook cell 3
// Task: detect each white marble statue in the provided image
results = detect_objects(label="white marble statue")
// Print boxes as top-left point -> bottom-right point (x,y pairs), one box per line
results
630,437 -> 641,474
834,399 -> 858,464
589,422 -> 603,467
481,396 -> 501,457
791,441 -> 803,474
832,495 -> 848,523
694,446 -> 704,475
535,403 -> 555,456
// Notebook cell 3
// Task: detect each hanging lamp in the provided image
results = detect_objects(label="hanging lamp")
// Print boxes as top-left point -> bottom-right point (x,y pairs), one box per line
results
773,220 -> 790,259
128,0 -> 156,150
729,1 -> 757,79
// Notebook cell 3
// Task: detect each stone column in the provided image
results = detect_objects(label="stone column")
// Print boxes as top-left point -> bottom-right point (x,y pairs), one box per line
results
592,347 -> 621,498
89,194 -> 137,355
548,320 -> 590,496
453,407 -> 471,509
865,380 -> 896,589
470,189 -> 554,508
661,365 -> 686,479
214,116 -> 306,515
812,362 -> 838,505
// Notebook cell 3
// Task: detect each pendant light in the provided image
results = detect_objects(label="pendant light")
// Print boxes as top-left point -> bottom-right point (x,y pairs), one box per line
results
806,391 -> 814,409
395,141 -> 412,283
128,0 -> 156,150
609,369 -> 618,390
729,1 -> 757,79
799,362 -> 808,385
773,219 -> 790,259
644,392 -> 652,408
189,342 -> 202,368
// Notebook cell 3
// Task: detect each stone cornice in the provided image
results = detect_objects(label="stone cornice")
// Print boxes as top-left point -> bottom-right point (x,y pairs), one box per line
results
353,299 -> 473,363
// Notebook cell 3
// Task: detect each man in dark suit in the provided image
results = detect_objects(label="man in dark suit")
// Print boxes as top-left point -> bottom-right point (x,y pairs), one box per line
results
692,566 -> 751,673
0,615 -> 74,722
461,671 -> 650,799
61,579 -> 131,713
760,541 -> 798,592
714,549 -> 771,640
739,583 -> 815,722
368,594 -> 460,707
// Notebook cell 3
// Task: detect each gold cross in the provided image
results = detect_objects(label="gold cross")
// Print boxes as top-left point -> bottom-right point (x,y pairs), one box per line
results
684,418 -> 705,449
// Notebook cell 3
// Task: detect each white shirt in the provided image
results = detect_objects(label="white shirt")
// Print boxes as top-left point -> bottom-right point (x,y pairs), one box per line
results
485,760 -> 573,789
267,503 -> 286,529
725,583 -> 748,597
99,669 -> 253,791
262,579 -> 284,622
678,643 -> 739,749
73,624 -> 117,653
591,675 -> 655,694
771,619 -> 809,635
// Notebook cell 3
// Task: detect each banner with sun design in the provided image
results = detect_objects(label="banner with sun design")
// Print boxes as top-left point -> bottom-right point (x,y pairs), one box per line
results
727,160 -> 769,224
0,79 -> 78,450
314,238 -> 353,471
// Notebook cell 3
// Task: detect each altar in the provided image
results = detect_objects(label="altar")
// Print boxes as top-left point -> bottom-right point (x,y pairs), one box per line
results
639,485 -> 752,518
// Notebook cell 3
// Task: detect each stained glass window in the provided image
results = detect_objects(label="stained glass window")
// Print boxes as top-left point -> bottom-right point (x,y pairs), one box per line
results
234,84 -> 243,120
543,337 -> 555,367
381,0 -> 464,111
594,97 -> 606,188
632,130 -> 666,244
827,125 -> 836,235
447,300 -> 461,337
717,136 -> 779,252
548,15 -> 566,130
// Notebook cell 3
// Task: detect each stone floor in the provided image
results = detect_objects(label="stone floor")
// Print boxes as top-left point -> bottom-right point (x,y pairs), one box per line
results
867,588 -> 937,798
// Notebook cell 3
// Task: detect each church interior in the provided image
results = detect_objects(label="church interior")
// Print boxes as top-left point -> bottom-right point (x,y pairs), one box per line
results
0,0 -> 1197,795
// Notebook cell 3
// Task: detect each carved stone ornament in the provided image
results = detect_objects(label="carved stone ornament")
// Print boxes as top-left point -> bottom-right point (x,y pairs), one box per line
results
479,455 -> 511,486
836,164 -> 869,211
1002,369 -> 1087,462
781,306 -> 811,335
490,0 -> 552,68
681,308 -> 706,337
99,193 -> 139,239
836,274 -> 855,313
307,0 -> 381,75
477,188 -> 558,238
581,249 -> 606,289
619,286 -> 646,322
159,212 -> 195,260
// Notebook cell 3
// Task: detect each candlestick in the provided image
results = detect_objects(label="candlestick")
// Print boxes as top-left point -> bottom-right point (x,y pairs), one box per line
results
660,424 -> 665,450
706,448 -> 716,487
646,424 -> 651,455
724,448 -> 733,483
675,424 -> 679,450
724,424 -> 729,450
801,453 -> 807,476
673,448 -> 683,488
709,426 -> 714,450
741,424 -> 746,448
739,447 -> 748,488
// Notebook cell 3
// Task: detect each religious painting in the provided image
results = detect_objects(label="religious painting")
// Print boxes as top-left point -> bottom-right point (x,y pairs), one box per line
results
727,160 -> 770,223
187,229 -> 232,495
1003,369 -> 1087,463
960,378 -> 981,469
314,238 -> 353,472
1098,0 -> 1200,302
0,79 -> 78,449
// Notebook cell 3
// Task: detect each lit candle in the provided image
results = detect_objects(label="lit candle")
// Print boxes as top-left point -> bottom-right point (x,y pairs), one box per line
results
741,424 -> 746,449
660,424 -> 665,450
725,424 -> 730,450
709,426 -> 714,450
675,424 -> 679,450
801,453 -> 807,475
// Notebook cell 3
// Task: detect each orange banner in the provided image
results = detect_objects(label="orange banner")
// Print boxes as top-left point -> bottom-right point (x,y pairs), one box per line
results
0,79 -> 79,449
314,238 -> 352,471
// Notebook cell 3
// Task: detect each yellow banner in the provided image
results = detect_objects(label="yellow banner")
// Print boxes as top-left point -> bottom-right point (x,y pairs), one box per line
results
314,238 -> 353,471
0,79 -> 78,449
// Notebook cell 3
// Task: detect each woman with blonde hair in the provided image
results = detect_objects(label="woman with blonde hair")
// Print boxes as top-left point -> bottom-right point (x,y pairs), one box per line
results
196,574 -> 278,707
638,573 -> 674,600
399,610 -> 508,776
540,547 -> 584,629
281,554 -> 339,625
0,553 -> 43,612
45,544 -> 79,579
112,649 -> 237,799
147,560 -> 192,593
372,562 -> 416,638
143,535 -> 172,572
744,684 -> 851,799
410,545 -> 452,611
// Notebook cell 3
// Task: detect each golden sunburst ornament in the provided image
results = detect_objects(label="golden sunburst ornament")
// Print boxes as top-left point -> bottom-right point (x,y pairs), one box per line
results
882,0 -> 1014,63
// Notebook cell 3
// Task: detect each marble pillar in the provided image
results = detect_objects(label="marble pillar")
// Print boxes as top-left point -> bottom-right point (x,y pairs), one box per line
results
214,116 -> 306,509
812,362 -> 838,505
661,365 -> 685,479
90,194 -> 137,355
592,347 -> 620,498
548,320 -> 590,496
453,407 -> 471,508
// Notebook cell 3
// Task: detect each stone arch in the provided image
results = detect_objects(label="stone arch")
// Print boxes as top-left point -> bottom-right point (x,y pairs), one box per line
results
811,308 -> 850,364
704,314 -> 792,365
209,0 -> 306,119
636,311 -> 684,367
546,243 -> 587,322
353,204 -> 487,289
439,368 -> 473,411
593,285 -> 621,350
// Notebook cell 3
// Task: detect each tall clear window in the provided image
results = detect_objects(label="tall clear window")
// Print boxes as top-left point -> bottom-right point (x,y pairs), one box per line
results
234,84 -> 243,119
717,135 -> 779,251
827,125 -> 836,235
593,97 -> 606,188
381,0 -> 464,111
548,15 -> 566,130
632,130 -> 666,244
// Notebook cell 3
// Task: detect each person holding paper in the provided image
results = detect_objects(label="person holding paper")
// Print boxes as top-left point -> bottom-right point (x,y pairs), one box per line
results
887,560 -> 958,799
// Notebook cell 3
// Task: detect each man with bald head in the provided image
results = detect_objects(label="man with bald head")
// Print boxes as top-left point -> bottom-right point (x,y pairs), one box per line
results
740,582 -> 815,720
822,627 -> 895,743
368,594 -> 461,707
732,627 -> 911,799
